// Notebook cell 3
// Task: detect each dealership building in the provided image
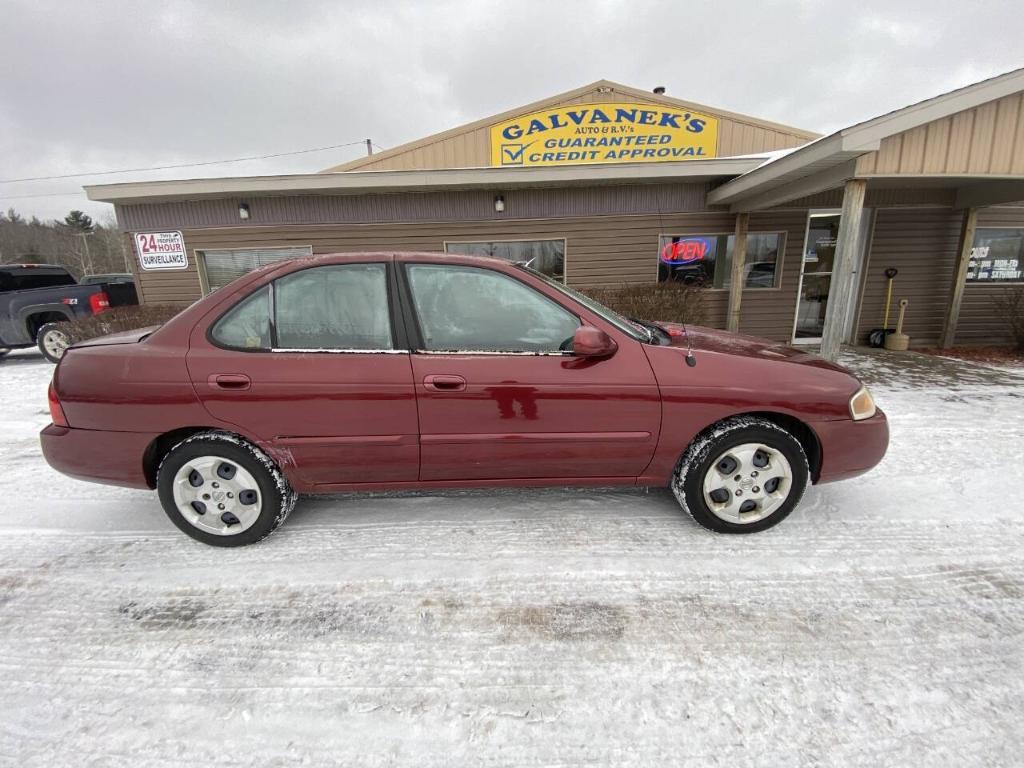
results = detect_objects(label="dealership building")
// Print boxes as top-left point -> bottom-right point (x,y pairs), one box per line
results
87,68 -> 1024,357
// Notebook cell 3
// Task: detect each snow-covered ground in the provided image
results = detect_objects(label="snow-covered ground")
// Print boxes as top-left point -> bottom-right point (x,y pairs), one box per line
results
1,346 -> 1022,767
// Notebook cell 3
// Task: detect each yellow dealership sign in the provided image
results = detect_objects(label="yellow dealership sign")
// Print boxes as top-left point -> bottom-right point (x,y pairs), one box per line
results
489,103 -> 718,167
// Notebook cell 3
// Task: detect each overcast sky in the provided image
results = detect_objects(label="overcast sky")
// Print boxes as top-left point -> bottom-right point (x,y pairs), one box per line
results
1,0 -> 1022,222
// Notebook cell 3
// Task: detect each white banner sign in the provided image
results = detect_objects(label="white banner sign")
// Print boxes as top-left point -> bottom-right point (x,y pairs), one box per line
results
135,231 -> 189,271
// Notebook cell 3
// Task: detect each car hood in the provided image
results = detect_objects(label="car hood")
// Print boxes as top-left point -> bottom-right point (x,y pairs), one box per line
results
657,323 -> 853,374
70,325 -> 160,349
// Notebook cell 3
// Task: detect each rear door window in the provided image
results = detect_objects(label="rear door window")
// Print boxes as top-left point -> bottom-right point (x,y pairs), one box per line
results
210,286 -> 272,349
274,264 -> 393,350
210,264 -> 395,352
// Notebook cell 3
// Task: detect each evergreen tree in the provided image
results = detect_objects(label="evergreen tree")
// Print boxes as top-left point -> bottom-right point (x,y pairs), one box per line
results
64,209 -> 94,233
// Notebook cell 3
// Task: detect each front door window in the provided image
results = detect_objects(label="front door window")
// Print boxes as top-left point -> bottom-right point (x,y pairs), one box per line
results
406,264 -> 579,352
794,213 -> 840,342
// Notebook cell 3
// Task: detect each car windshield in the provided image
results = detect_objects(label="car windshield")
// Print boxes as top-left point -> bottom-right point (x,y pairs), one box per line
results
516,265 -> 649,342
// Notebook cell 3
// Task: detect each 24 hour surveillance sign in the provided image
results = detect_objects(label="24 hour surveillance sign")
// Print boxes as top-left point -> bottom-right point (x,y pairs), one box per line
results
135,231 -> 189,270
490,103 -> 719,167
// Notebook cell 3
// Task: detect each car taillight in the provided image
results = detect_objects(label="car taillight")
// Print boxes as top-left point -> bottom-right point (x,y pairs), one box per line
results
89,291 -> 110,314
48,382 -> 69,427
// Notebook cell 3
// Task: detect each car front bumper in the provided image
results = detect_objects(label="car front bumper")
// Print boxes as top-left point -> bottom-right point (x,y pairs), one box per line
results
40,424 -> 155,490
813,409 -> 889,484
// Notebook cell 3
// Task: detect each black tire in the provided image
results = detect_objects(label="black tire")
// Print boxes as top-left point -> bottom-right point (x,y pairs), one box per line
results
36,322 -> 71,363
0,348 -> 9,359
156,431 -> 298,547
672,416 -> 809,534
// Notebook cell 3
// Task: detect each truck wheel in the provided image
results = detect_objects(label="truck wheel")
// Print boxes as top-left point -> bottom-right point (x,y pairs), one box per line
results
37,323 -> 71,363
672,416 -> 809,534
157,431 -> 298,547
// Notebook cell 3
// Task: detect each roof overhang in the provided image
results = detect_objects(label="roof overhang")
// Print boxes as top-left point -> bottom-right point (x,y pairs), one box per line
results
85,157 -> 765,205
709,67 -> 1024,212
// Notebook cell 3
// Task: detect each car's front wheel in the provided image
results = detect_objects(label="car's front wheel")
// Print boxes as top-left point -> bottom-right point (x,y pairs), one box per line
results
156,431 -> 298,546
37,322 -> 71,363
673,416 -> 809,533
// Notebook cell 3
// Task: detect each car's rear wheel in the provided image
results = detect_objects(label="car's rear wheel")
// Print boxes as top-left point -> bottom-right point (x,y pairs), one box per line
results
672,416 -> 809,534
36,323 -> 71,363
156,432 -> 297,546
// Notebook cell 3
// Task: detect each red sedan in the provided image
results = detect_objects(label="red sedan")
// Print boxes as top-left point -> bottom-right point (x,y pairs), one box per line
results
40,252 -> 888,546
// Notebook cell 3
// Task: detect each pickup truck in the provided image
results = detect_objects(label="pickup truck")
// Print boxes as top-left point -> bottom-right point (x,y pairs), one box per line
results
0,264 -> 138,362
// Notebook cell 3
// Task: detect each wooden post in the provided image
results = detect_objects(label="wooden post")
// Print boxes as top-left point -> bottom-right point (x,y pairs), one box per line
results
940,207 -> 979,349
820,179 -> 867,361
726,212 -> 749,333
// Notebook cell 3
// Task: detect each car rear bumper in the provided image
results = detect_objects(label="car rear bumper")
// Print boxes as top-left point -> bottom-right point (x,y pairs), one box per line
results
40,424 -> 154,490
813,409 -> 889,484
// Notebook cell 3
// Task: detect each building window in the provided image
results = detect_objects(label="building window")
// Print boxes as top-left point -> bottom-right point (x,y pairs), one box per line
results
657,233 -> 783,289
967,229 -> 1024,282
406,263 -> 579,352
444,239 -> 565,282
200,246 -> 313,292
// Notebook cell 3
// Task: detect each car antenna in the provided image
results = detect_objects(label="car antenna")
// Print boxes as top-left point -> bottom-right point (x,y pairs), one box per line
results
682,324 -> 697,367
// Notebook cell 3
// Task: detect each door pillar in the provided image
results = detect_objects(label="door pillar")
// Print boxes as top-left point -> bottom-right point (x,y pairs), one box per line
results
820,179 -> 867,360
940,207 -> 979,349
726,212 -> 749,333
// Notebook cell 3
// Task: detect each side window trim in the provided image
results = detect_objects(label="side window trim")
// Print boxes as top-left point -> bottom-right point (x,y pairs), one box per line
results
397,262 -> 581,356
267,278 -> 278,349
208,261 -> 409,354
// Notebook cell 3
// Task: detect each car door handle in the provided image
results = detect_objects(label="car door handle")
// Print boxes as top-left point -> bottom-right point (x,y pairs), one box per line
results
423,374 -> 466,392
209,373 -> 251,390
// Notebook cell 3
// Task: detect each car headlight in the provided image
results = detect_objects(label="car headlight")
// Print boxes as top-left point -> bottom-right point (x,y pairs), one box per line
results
849,386 -> 877,421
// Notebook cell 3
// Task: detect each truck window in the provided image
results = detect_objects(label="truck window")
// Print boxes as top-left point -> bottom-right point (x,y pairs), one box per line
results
0,269 -> 77,292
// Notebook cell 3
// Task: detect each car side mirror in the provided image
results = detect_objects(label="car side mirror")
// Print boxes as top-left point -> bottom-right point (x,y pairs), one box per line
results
572,326 -> 618,358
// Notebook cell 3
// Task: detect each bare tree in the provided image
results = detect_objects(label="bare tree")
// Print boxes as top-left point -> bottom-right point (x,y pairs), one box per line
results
0,208 -> 130,278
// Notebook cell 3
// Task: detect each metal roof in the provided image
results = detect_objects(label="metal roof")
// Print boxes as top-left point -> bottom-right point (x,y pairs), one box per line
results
708,66 -> 1024,211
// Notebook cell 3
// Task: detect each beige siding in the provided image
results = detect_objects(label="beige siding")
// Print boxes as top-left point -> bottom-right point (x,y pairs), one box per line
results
855,208 -> 962,346
856,205 -> 1024,347
134,211 -> 807,343
128,234 -> 203,306
783,187 -> 957,210
856,93 -> 1024,177
134,204 -> 1024,347
738,211 -> 808,341
329,86 -> 817,172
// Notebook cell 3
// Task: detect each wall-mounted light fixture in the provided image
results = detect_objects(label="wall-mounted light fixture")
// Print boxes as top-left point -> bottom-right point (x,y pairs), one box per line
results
494,195 -> 505,213
238,203 -> 251,220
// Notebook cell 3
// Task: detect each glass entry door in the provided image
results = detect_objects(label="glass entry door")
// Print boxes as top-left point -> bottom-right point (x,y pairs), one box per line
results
793,213 -> 841,343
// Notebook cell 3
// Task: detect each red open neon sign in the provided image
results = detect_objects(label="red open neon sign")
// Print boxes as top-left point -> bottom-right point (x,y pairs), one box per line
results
661,237 -> 712,265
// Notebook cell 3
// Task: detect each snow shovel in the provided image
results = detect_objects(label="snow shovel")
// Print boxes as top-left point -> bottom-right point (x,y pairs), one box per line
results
868,267 -> 899,348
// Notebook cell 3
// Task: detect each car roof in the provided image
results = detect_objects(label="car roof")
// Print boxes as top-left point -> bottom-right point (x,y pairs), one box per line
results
276,251 -> 517,270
